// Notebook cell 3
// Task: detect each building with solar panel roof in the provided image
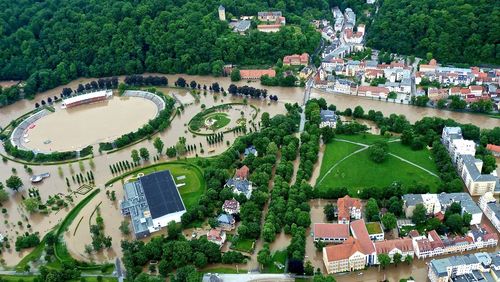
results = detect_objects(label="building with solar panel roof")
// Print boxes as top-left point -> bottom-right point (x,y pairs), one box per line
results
120,170 -> 186,238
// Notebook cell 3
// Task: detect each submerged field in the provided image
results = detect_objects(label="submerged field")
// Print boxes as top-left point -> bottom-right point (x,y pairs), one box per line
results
316,134 -> 441,194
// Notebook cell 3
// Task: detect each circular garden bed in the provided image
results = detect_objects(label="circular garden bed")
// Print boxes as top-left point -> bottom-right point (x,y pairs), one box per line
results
188,103 -> 257,135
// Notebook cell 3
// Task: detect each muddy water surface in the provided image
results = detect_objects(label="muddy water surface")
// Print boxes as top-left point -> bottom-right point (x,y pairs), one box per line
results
311,89 -> 500,129
23,96 -> 158,152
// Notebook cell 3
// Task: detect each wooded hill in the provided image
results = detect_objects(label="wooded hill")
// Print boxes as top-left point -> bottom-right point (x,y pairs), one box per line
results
0,0 -> 326,98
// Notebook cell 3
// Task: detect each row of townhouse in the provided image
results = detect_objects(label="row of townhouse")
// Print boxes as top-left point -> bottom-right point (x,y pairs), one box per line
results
425,85 -> 497,102
402,192 -> 483,226
428,252 -> 500,282
479,192 -> 500,234
411,225 -> 498,260
322,219 -> 414,273
442,127 -> 499,196
318,59 -> 413,94
418,59 -> 500,87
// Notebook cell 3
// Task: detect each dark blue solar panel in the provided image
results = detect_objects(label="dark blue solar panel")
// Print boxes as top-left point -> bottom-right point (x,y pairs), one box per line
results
140,170 -> 185,219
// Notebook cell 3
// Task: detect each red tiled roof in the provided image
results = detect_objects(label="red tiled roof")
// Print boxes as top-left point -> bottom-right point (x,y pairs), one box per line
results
257,24 -> 282,29
350,219 -> 375,254
223,199 -> 240,211
337,195 -> 362,222
469,85 -> 483,91
208,228 -> 224,241
283,53 -> 309,65
235,165 -> 250,179
416,238 -> 433,252
450,87 -> 461,94
374,238 -> 413,254
408,230 -> 420,238
314,223 -> 349,239
486,144 -> 500,153
239,69 -> 276,79
428,230 -> 444,249
358,86 -> 389,94
435,212 -> 445,222
324,237 -> 364,261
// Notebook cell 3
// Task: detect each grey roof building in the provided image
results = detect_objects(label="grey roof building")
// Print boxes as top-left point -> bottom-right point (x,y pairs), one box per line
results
230,20 -> 251,33
428,252 -> 500,281
121,170 -> 186,238
225,178 -> 252,199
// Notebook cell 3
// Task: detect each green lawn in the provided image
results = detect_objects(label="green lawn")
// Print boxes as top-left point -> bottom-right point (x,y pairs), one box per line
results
263,250 -> 287,274
336,133 -> 398,145
318,139 -> 362,177
124,162 -> 205,210
316,134 -> 441,194
387,142 -> 438,173
206,113 -> 231,130
366,222 -> 383,234
230,237 -> 255,253
0,275 -> 36,281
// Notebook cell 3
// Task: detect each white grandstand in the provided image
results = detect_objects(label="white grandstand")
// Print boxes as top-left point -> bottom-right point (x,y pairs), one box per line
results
61,89 -> 113,109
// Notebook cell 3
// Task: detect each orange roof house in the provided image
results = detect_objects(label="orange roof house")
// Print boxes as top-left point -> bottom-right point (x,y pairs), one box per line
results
283,53 -> 309,66
314,223 -> 349,242
239,69 -> 276,80
235,165 -> 250,179
337,195 -> 362,224
486,144 -> 500,156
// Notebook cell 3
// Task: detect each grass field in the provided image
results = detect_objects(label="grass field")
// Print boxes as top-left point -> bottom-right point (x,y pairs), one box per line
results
206,113 -> 231,130
336,133 -> 399,145
316,134 -> 441,194
263,250 -> 287,274
124,162 -> 205,210
230,237 -> 255,253
387,142 -> 438,173
366,222 -> 383,234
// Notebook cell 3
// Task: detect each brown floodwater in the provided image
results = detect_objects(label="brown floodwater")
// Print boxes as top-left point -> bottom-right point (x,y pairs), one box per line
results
311,89 -> 500,129
22,96 -> 157,152
0,74 -> 498,271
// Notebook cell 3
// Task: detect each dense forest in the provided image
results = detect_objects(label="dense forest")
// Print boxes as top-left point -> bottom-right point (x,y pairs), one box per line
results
0,0 -> 325,100
366,0 -> 500,65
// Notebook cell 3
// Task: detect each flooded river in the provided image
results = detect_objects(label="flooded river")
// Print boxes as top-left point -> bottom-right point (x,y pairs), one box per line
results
311,89 -> 499,129
0,74 -> 498,271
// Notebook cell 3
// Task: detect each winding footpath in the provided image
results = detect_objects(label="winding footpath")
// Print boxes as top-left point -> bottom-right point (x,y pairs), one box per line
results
316,138 -> 439,187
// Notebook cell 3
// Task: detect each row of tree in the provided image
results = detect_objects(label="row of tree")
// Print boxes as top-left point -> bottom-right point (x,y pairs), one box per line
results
124,75 -> 168,86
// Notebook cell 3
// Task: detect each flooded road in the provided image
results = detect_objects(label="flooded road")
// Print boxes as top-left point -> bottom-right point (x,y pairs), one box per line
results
0,74 -> 498,271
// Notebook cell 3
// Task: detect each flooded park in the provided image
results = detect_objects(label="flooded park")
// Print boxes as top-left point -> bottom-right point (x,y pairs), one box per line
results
22,96 -> 158,152
0,74 -> 499,280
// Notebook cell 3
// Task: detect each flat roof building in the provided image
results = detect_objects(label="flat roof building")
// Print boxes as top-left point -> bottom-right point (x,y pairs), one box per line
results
121,170 -> 186,238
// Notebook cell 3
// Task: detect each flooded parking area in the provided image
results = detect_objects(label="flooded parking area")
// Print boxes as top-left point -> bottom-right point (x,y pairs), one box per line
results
21,96 -> 158,152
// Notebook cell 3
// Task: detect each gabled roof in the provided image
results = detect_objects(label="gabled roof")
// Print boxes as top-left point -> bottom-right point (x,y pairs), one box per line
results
374,238 -> 413,254
486,144 -> 500,153
217,213 -> 234,225
222,199 -> 240,211
337,195 -> 362,221
324,237 -> 365,261
235,165 -> 250,179
314,223 -> 349,238
350,219 -> 375,254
